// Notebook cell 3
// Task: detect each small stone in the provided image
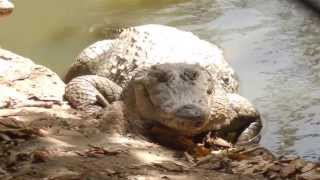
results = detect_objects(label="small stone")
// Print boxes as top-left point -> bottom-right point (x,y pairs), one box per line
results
32,150 -> 50,163
210,161 -> 223,170
161,176 -> 171,180
0,133 -> 11,141
16,152 -> 31,161
0,167 -> 7,175
105,169 -> 116,175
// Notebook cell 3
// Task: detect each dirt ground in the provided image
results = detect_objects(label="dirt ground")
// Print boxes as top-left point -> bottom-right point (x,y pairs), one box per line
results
0,102 -> 319,180
0,103 -> 257,180
0,48 -> 319,180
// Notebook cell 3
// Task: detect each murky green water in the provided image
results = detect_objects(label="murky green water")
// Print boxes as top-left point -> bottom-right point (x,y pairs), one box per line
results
1,0 -> 320,161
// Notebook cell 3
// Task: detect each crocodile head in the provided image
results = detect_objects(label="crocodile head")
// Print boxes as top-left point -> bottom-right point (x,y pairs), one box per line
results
0,0 -> 14,17
125,63 -> 217,135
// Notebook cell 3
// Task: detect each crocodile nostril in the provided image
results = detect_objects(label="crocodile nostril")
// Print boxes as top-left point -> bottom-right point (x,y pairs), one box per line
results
175,104 -> 205,121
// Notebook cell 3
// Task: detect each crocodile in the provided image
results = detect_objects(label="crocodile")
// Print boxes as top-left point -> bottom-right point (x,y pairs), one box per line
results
64,24 -> 262,145
0,0 -> 14,17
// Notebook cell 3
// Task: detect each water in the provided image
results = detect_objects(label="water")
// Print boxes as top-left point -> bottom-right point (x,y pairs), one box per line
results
1,0 -> 320,161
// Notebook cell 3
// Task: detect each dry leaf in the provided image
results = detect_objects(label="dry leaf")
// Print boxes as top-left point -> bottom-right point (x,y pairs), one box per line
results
193,144 -> 211,157
209,137 -> 232,148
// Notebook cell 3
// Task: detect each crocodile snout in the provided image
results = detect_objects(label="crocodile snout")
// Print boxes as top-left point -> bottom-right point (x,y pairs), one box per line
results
175,104 -> 206,126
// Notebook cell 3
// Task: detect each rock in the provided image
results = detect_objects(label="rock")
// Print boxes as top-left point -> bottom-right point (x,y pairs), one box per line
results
0,48 -> 65,108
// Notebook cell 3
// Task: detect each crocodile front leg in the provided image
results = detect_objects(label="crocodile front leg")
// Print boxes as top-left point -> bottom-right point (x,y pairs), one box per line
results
65,75 -> 122,116
227,94 -> 263,145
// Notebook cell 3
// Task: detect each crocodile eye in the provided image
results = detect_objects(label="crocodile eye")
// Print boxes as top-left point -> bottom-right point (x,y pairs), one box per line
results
157,73 -> 171,82
181,69 -> 199,81
222,77 -> 230,84
150,71 -> 172,83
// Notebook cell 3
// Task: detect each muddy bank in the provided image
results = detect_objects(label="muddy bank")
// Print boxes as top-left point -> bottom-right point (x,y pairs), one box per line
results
0,49 -> 319,180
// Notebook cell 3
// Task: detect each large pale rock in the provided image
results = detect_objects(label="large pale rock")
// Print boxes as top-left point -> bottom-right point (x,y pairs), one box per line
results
0,49 -> 65,108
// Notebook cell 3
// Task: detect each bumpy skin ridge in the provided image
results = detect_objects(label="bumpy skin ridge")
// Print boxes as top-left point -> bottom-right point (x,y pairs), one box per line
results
65,24 -> 261,144
66,25 -> 239,92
